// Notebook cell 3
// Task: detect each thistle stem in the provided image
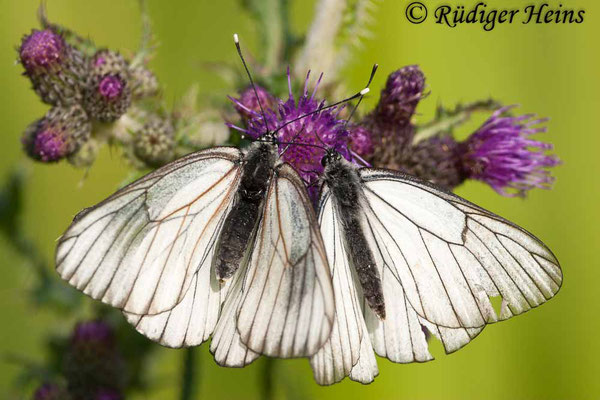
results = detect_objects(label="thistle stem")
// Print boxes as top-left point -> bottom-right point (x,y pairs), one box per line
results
180,348 -> 198,400
261,358 -> 274,400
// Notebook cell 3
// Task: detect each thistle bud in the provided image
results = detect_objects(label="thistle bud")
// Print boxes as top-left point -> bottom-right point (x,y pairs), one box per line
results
83,50 -> 132,122
129,65 -> 159,99
363,65 -> 426,168
133,115 -> 175,167
22,105 -> 91,162
376,65 -> 425,125
18,29 -> 87,106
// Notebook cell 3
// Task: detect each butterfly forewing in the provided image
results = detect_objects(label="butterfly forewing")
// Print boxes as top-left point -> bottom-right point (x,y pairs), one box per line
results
56,147 -> 243,315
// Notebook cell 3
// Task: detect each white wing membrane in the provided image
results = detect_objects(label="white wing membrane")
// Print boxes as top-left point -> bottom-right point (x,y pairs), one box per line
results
123,261 -> 232,348
210,270 -> 259,367
237,165 -> 335,358
56,148 -> 242,315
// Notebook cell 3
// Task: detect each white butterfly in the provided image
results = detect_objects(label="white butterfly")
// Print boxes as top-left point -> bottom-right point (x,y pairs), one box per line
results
55,142 -> 335,367
310,150 -> 562,385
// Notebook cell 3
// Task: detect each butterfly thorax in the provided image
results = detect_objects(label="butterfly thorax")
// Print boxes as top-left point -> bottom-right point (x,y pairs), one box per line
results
323,156 -> 386,319
214,142 -> 277,281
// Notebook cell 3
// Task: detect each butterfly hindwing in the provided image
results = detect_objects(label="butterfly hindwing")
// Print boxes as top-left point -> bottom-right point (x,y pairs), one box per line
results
236,164 -> 335,358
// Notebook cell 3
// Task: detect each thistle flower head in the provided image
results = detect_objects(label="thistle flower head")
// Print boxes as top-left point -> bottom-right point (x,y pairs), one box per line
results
22,105 -> 91,163
230,69 -> 355,199
376,65 -> 425,125
461,106 -> 560,196
84,50 -> 132,121
72,320 -> 114,346
18,29 -> 86,106
64,320 -> 126,399
19,29 -> 65,75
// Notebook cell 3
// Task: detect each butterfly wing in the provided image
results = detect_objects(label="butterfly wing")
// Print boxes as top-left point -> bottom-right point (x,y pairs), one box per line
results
56,147 -> 242,315
358,168 -> 561,354
234,163 -> 335,358
122,264 -> 233,348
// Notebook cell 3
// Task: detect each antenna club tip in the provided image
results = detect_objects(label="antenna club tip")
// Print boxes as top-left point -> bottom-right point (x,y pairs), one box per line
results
360,88 -> 370,95
233,33 -> 239,43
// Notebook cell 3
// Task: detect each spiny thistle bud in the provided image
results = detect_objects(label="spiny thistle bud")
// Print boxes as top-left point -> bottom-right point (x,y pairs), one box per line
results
22,105 -> 91,162
18,29 -> 87,106
129,65 -> 159,99
33,382 -> 71,400
133,115 -> 175,167
363,65 -> 426,168
63,321 -> 126,399
230,85 -> 277,121
460,106 -> 560,197
376,65 -> 425,125
83,50 -> 132,122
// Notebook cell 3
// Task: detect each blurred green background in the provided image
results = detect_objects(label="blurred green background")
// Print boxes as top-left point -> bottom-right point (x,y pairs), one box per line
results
1,0 -> 598,398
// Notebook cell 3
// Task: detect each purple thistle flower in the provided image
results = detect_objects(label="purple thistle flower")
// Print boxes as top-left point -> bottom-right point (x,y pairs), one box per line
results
461,106 -> 560,197
19,29 -> 65,75
98,75 -> 124,100
229,69 -> 359,200
17,29 -> 87,106
22,105 -> 91,163
232,85 -> 276,120
64,320 -> 126,398
72,320 -> 114,346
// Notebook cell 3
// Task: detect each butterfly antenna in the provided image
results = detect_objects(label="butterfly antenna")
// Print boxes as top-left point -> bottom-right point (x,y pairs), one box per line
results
344,64 -> 378,129
272,87 -> 370,138
233,33 -> 270,135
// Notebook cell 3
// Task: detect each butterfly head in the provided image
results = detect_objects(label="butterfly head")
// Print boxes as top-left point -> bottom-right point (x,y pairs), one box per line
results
320,148 -> 342,168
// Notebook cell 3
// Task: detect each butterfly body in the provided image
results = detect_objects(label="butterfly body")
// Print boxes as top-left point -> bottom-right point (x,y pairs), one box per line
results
214,141 -> 277,281
321,153 -> 386,319
311,149 -> 561,385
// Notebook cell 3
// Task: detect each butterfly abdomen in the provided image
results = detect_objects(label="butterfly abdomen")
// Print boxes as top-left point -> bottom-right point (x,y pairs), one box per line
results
215,142 -> 277,281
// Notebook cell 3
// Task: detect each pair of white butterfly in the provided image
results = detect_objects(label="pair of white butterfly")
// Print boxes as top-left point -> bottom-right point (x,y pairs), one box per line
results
55,35 -> 562,385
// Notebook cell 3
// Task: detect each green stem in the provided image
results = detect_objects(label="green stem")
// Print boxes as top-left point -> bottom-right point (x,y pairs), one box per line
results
180,348 -> 198,400
261,358 -> 274,400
